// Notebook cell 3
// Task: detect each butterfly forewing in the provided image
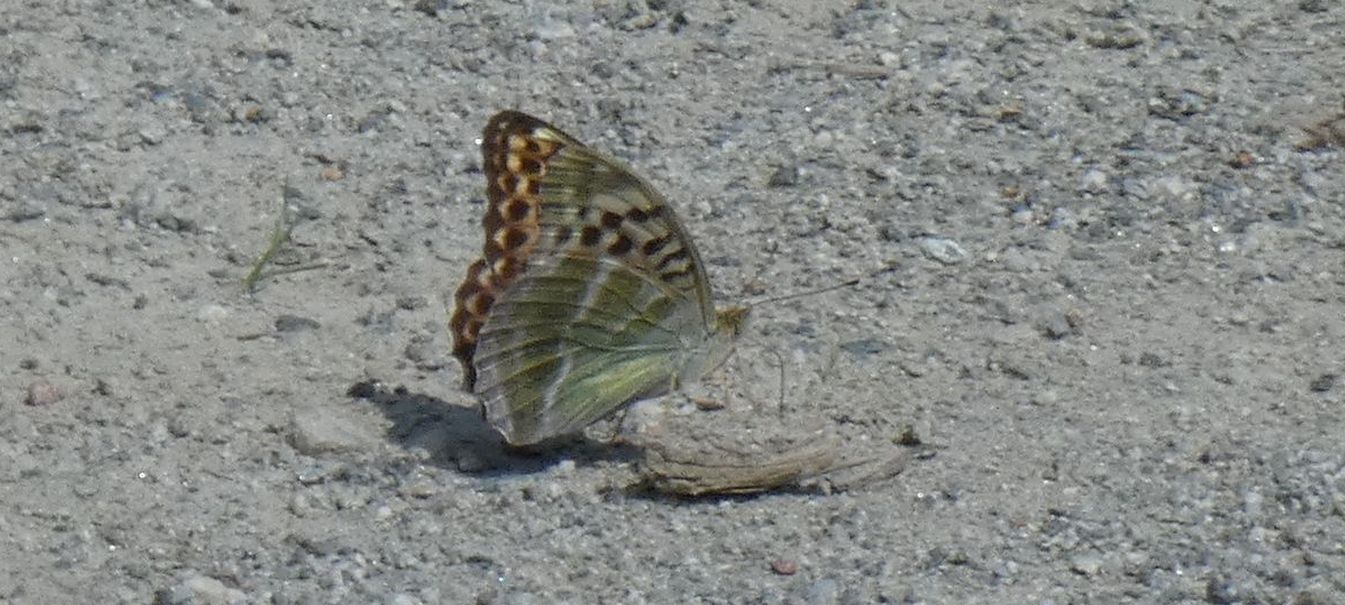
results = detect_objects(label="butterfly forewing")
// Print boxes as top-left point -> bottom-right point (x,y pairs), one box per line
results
449,111 -> 732,445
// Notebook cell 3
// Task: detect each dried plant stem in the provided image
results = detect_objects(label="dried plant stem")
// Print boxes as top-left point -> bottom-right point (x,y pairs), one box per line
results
241,189 -> 324,292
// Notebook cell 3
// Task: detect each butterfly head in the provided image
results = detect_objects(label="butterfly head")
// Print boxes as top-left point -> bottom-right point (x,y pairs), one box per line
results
687,304 -> 749,380
715,305 -> 751,339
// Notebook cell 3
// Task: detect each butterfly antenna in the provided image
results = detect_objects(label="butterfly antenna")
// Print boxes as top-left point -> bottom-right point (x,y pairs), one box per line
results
746,277 -> 861,308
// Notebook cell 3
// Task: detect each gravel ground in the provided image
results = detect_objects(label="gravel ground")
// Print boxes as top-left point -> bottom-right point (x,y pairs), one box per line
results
3,1 -> 1345,603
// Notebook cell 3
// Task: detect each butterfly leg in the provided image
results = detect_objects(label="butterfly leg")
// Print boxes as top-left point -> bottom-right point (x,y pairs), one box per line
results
595,406 -> 633,445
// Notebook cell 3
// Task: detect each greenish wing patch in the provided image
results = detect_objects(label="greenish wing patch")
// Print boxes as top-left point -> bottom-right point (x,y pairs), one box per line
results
473,256 -> 690,364
472,254 -> 700,444
486,348 -> 681,445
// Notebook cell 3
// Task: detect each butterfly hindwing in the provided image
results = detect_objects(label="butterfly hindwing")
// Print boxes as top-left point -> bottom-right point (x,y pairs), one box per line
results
474,254 -> 689,442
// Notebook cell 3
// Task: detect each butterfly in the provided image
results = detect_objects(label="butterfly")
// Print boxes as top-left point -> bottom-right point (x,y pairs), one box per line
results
449,111 -> 749,446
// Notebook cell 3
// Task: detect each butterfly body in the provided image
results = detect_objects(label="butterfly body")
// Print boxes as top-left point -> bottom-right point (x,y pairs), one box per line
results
449,111 -> 747,445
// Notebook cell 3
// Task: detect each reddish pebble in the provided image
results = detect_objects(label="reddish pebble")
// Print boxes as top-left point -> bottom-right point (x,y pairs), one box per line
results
691,396 -> 725,411
770,559 -> 798,576
25,380 -> 61,406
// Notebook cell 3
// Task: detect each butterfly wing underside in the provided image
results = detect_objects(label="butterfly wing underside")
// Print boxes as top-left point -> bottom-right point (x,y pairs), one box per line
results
449,111 -> 731,445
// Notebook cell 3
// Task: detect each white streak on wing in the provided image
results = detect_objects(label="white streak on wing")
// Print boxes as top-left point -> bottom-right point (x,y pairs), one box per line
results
532,260 -> 610,428
539,352 -> 573,415
571,261 -> 614,327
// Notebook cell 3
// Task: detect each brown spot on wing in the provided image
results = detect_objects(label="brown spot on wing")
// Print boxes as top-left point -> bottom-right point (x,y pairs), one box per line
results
625,207 -> 649,223
553,225 -> 573,245
642,234 -> 671,256
608,233 -> 634,255
656,246 -> 690,271
579,225 -> 602,248
497,226 -> 530,250
503,198 -> 531,222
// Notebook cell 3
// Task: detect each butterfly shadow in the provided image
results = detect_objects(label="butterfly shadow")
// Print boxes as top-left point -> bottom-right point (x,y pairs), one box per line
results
347,379 -> 639,476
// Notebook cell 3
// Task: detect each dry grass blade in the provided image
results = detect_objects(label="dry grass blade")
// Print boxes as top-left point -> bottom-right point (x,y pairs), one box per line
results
241,186 -> 326,293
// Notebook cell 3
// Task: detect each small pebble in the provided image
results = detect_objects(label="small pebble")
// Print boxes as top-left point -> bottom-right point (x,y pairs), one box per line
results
895,423 -> 922,446
196,304 -> 229,323
768,165 -> 800,187
455,449 -> 490,473
25,380 -> 61,406
1071,553 -> 1103,576
919,237 -> 967,265
159,573 -> 247,605
691,396 -> 725,411
275,314 -> 321,332
1078,168 -> 1108,193
288,410 -> 372,455
1309,373 -> 1336,393
806,578 -> 840,605
400,480 -> 439,499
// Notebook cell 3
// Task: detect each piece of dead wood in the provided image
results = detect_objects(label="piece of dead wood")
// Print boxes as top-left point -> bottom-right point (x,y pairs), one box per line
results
636,434 -> 912,497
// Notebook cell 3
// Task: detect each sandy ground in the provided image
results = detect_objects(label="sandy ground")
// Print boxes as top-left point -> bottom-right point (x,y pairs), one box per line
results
3,1 -> 1345,603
